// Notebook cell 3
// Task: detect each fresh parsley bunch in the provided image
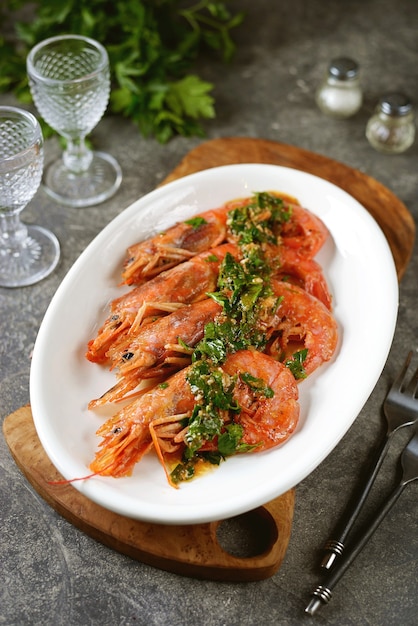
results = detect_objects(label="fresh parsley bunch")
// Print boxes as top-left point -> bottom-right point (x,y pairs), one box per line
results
0,1 -> 244,142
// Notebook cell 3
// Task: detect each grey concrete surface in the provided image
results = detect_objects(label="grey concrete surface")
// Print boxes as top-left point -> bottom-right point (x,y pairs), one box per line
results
1,1 -> 417,625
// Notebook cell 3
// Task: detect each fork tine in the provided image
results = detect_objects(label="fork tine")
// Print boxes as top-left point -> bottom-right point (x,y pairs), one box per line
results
391,350 -> 413,392
404,360 -> 418,397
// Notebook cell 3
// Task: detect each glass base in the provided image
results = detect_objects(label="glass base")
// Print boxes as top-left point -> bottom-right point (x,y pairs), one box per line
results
0,225 -> 60,288
43,151 -> 122,208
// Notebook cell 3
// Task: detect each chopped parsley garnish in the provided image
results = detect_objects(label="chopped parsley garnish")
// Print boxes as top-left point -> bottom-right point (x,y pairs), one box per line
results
240,372 -> 274,398
184,361 -> 239,457
185,216 -> 207,228
227,191 -> 292,245
170,460 -> 197,484
168,191 -> 306,484
187,360 -> 238,414
205,253 -> 220,262
193,250 -> 278,361
217,424 -> 258,456
285,349 -> 308,380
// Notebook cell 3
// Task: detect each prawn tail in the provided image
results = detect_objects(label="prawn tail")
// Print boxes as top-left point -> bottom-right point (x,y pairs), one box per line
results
149,414 -> 189,489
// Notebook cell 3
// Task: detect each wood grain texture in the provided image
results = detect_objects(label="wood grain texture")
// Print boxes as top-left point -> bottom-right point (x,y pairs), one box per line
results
3,406 -> 294,581
162,137 -> 415,280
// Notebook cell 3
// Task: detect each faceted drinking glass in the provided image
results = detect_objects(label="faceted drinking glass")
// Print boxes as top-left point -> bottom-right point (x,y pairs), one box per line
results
27,35 -> 122,207
0,106 -> 60,287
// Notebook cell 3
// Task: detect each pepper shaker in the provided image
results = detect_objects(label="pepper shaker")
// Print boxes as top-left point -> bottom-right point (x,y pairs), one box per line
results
316,58 -> 363,119
366,93 -> 415,154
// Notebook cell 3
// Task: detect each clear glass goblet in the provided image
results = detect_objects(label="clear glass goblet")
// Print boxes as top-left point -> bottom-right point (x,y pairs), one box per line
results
27,34 -> 122,208
0,106 -> 60,288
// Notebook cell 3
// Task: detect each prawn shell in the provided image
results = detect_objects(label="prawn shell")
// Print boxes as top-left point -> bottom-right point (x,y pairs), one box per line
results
89,365 -> 196,477
88,298 -> 223,407
222,350 -> 300,451
268,245 -> 333,310
86,243 -> 239,363
122,206 -> 229,286
280,204 -> 329,258
89,349 -> 301,479
112,298 -> 222,374
269,279 -> 338,376
112,243 -> 238,313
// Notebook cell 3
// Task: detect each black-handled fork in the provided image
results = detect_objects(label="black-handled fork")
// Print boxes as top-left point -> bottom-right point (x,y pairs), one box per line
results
305,428 -> 418,615
320,351 -> 418,570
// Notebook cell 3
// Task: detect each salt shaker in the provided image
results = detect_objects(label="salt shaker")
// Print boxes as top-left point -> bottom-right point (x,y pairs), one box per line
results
366,93 -> 415,154
316,58 -> 362,119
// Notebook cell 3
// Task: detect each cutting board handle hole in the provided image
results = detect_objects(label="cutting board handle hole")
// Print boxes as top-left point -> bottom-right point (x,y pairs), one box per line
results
215,506 -> 278,558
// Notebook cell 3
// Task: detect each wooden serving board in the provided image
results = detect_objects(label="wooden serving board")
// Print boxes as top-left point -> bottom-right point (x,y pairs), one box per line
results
3,406 -> 294,582
3,138 -> 415,581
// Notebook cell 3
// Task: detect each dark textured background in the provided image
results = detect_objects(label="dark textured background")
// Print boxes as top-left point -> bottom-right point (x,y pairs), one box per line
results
1,1 -> 417,624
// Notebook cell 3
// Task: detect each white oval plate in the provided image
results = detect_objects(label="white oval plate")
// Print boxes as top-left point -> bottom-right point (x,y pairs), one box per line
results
30,164 -> 398,525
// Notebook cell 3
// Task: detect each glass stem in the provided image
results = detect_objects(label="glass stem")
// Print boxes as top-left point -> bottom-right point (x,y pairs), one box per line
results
63,136 -> 93,174
0,213 -> 28,252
